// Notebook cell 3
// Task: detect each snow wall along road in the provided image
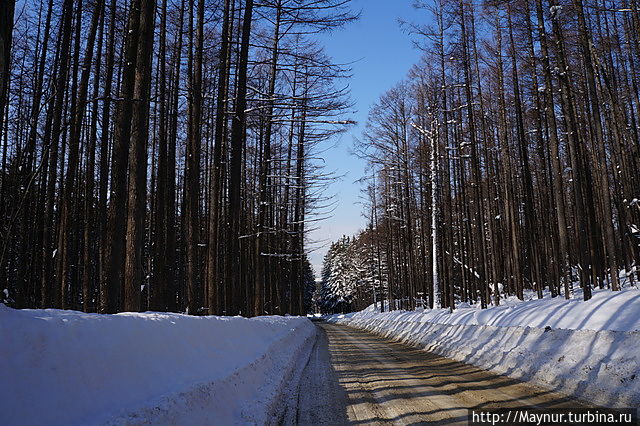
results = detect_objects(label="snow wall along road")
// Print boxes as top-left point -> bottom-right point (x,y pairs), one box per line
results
0,306 -> 316,425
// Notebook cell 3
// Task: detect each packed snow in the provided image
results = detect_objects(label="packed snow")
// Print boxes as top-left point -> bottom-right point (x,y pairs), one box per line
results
328,288 -> 640,408
0,306 -> 316,425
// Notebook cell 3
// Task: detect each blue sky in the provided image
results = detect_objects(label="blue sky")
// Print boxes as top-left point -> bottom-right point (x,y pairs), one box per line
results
308,0 -> 425,274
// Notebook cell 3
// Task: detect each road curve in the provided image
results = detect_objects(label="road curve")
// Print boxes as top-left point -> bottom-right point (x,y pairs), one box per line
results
306,322 -> 586,425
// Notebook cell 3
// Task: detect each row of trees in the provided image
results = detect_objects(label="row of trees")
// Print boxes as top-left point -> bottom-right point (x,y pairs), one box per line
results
0,0 -> 355,315
319,234 -> 384,313
341,0 -> 640,312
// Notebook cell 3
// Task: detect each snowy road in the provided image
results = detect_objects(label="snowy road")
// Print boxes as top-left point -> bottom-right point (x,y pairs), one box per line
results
308,323 -> 587,425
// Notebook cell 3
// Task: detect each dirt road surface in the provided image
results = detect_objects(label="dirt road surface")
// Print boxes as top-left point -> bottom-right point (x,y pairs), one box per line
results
297,322 -> 586,425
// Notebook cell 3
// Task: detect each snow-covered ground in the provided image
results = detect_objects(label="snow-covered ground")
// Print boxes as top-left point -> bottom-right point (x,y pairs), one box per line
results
0,306 -> 316,425
328,288 -> 640,408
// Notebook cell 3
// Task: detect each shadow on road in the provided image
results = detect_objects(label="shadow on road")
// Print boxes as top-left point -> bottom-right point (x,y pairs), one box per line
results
318,322 -> 588,425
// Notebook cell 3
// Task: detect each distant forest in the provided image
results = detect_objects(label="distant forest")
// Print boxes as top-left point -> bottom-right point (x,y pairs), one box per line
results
320,0 -> 640,313
0,0 -> 356,315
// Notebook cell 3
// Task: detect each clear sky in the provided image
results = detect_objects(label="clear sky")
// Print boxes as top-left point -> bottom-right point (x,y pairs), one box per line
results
308,0 -> 425,275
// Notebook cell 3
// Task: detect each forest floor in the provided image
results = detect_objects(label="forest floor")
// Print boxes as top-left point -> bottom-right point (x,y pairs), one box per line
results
312,322 -> 589,425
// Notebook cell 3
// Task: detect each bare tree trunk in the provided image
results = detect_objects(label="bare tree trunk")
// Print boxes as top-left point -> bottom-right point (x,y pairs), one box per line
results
41,0 -> 75,308
206,0 -> 233,316
183,0 -> 204,314
123,0 -> 155,312
151,0 -> 169,312
255,0 -> 282,316
227,0 -> 254,315
0,0 -> 14,139
83,2 -> 105,312
165,0 -> 185,312
535,0 -> 572,298
458,0 -> 488,307
101,0 -> 141,313
573,0 -> 620,291
98,0 -> 117,309
57,0 -> 102,309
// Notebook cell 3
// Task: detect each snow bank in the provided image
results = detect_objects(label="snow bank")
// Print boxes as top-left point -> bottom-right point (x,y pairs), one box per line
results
341,288 -> 640,332
329,288 -> 640,408
0,306 -> 316,425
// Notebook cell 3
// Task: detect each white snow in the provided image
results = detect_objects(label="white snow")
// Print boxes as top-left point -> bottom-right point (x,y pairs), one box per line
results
347,288 -> 640,332
329,288 -> 640,408
0,305 -> 315,425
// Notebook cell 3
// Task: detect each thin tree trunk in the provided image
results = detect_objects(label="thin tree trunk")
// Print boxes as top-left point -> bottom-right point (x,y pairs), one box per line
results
184,0 -> 204,314
101,0 -> 141,313
123,0 -> 155,312
206,0 -> 233,316
57,0 -> 102,309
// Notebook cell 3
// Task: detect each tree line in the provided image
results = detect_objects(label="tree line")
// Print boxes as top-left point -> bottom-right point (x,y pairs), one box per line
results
0,0 -> 356,316
323,0 -> 640,313
319,234 -> 383,313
